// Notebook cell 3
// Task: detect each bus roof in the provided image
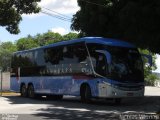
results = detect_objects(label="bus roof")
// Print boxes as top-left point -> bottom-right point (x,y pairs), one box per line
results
15,37 -> 136,54
42,37 -> 135,48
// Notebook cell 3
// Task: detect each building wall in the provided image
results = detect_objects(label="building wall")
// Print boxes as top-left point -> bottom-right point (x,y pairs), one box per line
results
0,72 -> 10,91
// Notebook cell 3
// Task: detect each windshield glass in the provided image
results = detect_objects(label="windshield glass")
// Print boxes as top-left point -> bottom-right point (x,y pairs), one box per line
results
108,46 -> 144,82
87,43 -> 144,82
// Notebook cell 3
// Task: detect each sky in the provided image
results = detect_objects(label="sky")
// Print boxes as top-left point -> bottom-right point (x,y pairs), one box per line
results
0,0 -> 79,42
0,0 -> 160,73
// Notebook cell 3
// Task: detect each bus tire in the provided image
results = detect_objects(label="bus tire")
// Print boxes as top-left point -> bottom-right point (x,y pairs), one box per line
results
81,85 -> 92,103
20,84 -> 27,97
27,84 -> 35,98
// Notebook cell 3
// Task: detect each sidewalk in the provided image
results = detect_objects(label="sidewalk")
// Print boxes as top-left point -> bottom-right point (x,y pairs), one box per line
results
145,86 -> 160,96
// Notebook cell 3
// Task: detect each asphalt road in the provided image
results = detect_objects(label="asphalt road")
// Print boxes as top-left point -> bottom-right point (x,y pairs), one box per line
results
0,87 -> 159,120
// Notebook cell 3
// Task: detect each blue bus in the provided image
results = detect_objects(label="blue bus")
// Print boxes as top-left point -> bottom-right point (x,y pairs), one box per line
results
10,37 -> 146,103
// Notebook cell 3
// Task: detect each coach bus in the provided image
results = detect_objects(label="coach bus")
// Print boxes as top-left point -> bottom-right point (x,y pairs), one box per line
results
10,37 -> 149,103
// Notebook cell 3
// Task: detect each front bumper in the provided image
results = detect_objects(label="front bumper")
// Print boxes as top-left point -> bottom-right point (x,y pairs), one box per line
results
98,83 -> 144,98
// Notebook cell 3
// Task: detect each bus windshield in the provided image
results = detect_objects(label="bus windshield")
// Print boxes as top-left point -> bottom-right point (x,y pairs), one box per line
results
108,46 -> 144,82
87,44 -> 144,83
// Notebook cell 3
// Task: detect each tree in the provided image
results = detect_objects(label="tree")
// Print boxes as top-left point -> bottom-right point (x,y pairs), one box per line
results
71,0 -> 160,53
16,31 -> 79,51
1,41 -> 17,52
0,0 -> 41,34
0,42 -> 17,71
62,32 -> 79,41
16,37 -> 39,51
140,49 -> 158,85
35,31 -> 63,46
0,48 -> 12,71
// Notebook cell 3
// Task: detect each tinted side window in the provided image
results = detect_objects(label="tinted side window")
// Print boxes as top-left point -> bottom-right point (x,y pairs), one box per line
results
11,54 -> 19,68
87,43 -> 108,76
12,51 -> 36,68
34,49 -> 46,66
44,42 -> 89,65
87,43 -> 104,68
73,43 -> 88,63
60,42 -> 88,64
44,47 -> 63,65
43,42 -> 93,75
59,45 -> 75,64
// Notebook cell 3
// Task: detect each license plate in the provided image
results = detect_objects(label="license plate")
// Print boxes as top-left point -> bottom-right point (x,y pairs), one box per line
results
127,92 -> 134,96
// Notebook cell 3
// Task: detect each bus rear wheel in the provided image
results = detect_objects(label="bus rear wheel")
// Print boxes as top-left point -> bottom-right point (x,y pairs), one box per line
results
81,85 -> 92,103
20,84 -> 27,97
28,84 -> 35,98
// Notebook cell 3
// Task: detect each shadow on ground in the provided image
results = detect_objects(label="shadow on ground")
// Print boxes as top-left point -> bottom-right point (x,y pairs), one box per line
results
3,95 -> 160,120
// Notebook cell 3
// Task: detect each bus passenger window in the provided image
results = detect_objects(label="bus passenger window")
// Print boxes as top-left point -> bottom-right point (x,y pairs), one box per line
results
44,47 -> 63,65
96,54 -> 107,76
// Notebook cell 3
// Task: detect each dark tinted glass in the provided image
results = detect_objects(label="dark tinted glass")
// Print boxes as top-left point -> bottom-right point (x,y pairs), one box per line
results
43,42 -> 93,75
87,43 -> 144,82
87,43 -> 107,76
44,42 -> 89,65
12,51 -> 35,68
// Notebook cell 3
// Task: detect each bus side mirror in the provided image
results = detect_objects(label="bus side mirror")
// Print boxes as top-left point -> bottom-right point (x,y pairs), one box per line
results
141,54 -> 152,66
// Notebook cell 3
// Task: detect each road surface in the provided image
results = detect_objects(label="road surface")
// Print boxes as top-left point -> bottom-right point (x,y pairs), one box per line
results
0,86 -> 159,120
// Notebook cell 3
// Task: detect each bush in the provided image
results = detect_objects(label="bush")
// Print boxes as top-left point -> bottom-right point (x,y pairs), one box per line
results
145,74 -> 158,86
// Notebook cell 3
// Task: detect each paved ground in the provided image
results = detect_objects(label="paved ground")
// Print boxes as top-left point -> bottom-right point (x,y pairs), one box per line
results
145,86 -> 160,96
0,86 -> 159,120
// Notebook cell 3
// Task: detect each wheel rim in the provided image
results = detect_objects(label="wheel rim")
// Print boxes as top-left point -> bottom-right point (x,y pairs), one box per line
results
28,85 -> 34,98
21,85 -> 26,97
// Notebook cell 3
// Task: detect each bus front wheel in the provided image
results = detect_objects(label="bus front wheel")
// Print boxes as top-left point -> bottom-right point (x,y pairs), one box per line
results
81,85 -> 92,103
20,84 -> 27,97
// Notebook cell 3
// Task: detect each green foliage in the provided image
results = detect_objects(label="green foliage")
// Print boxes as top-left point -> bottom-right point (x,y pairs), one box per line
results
16,37 -> 39,51
0,0 -> 41,34
71,0 -> 160,53
139,49 -> 158,85
0,49 -> 12,71
16,31 -> 79,50
35,31 -> 63,45
145,74 -> 158,86
62,32 -> 79,41
0,41 -> 17,71
1,42 -> 17,52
